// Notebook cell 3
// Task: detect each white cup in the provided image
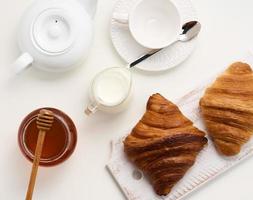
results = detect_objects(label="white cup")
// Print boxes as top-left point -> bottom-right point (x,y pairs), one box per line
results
85,67 -> 132,115
113,0 -> 181,49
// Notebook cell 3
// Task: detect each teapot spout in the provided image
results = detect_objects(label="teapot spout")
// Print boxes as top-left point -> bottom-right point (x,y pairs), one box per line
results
79,0 -> 98,18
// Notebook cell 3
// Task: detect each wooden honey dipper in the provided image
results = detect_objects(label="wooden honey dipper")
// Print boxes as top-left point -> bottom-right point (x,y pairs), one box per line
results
26,109 -> 54,200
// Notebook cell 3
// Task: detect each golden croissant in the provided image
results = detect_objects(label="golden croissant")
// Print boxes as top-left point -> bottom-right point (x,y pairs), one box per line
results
200,62 -> 253,156
124,94 -> 207,196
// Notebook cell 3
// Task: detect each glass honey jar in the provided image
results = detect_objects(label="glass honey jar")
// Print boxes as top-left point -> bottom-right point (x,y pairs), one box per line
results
18,108 -> 77,167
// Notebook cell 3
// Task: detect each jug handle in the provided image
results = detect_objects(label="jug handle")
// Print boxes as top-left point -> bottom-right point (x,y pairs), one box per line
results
85,101 -> 99,115
13,53 -> 33,74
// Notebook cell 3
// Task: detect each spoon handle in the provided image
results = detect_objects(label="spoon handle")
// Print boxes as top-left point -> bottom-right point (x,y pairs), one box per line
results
129,49 -> 161,68
26,130 -> 46,200
128,21 -> 200,69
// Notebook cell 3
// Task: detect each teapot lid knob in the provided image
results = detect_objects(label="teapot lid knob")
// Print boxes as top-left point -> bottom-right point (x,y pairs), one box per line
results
32,8 -> 76,54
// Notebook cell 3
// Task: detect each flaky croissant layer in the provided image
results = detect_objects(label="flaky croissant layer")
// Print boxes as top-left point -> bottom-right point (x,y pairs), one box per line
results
124,94 -> 207,196
200,62 -> 253,156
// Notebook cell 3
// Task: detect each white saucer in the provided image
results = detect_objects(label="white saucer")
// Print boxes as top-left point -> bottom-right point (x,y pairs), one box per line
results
111,0 -> 198,72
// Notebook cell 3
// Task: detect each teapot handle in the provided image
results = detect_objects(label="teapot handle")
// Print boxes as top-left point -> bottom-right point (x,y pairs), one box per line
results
13,53 -> 33,74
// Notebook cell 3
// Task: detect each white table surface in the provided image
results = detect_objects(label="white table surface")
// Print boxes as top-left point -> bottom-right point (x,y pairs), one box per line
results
1,0 -> 253,199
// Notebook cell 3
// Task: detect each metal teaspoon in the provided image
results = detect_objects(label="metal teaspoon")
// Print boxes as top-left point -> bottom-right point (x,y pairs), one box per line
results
128,21 -> 201,68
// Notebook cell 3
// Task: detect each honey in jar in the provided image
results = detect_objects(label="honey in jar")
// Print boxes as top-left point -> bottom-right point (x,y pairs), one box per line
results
18,108 -> 77,167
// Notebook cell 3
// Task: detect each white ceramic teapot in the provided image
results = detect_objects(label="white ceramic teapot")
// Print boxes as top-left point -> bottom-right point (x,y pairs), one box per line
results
13,0 -> 97,73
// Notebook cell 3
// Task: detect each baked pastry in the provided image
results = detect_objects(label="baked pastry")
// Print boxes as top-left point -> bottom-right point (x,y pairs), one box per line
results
124,93 -> 207,196
200,62 -> 253,156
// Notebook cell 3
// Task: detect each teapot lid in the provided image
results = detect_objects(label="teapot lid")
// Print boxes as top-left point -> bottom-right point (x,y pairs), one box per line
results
32,8 -> 76,55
